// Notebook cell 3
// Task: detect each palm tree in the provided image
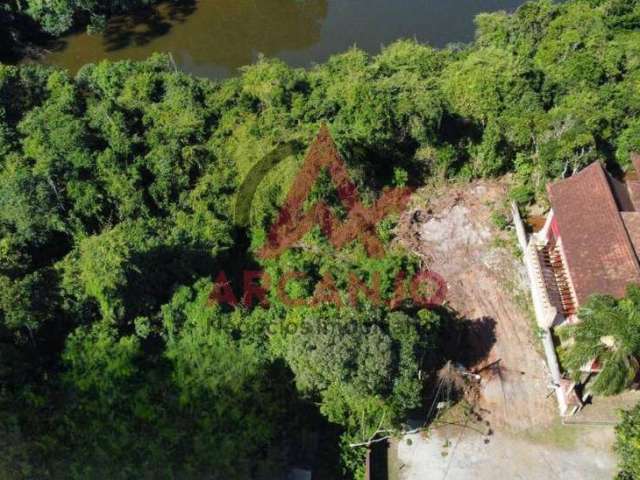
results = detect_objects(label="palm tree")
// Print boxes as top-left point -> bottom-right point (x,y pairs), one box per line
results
559,284 -> 640,396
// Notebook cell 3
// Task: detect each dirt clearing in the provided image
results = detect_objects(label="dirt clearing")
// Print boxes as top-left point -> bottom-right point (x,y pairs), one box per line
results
392,180 -> 623,479
399,180 -> 557,430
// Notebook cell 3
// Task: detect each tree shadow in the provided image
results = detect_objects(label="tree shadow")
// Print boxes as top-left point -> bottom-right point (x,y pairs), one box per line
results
0,9 -> 62,63
438,112 -> 482,175
117,223 -> 263,323
369,439 -> 389,480
256,359 -> 344,480
434,308 -> 497,369
415,308 -> 497,423
120,243 -> 218,322
454,316 -> 498,369
103,0 -> 197,52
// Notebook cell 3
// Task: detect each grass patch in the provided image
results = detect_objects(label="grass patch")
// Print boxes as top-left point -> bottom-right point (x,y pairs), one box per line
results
518,419 -> 580,450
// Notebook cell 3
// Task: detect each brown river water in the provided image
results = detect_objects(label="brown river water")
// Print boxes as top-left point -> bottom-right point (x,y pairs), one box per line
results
34,0 -> 528,79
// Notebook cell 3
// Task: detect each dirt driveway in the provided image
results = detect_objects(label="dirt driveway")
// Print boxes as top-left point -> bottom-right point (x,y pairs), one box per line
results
399,180 -> 557,430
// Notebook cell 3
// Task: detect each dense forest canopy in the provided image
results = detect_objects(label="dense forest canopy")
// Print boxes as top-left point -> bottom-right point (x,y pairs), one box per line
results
2,0 -> 640,478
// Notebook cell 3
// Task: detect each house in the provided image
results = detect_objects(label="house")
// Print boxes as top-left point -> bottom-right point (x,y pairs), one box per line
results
513,153 -> 640,415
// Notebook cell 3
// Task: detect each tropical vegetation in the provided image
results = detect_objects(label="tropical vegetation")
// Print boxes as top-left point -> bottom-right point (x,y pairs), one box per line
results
1,0 -> 159,35
2,0 -> 640,478
616,402 -> 640,480
559,285 -> 640,396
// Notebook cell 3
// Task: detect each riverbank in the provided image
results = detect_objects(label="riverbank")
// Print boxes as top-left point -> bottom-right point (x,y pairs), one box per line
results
13,0 -> 528,79
0,9 -> 49,64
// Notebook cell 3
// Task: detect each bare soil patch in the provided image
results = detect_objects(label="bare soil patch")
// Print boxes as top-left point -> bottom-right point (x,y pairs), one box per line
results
398,180 -> 556,430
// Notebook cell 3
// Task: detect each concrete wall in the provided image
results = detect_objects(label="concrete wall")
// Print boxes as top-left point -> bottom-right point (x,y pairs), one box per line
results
523,241 -> 558,329
512,202 -> 528,252
512,204 -> 568,415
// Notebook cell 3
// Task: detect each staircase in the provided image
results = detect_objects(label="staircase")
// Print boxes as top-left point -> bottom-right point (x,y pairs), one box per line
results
538,244 -> 577,316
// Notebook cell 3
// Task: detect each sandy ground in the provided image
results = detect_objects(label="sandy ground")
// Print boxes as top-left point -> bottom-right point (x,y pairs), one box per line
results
399,181 -> 557,430
394,423 -> 617,480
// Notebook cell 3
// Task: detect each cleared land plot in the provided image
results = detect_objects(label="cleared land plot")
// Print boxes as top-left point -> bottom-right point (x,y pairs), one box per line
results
393,180 -> 626,479
399,180 -> 556,430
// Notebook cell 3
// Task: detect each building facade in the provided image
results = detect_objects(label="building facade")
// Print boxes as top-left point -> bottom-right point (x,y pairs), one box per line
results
515,154 -> 640,415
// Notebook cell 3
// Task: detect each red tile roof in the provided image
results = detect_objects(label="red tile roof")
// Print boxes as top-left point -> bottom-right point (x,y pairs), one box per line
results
609,175 -> 636,211
547,162 -> 640,305
629,153 -> 640,209
633,152 -> 640,175
622,212 -> 640,258
628,181 -> 640,211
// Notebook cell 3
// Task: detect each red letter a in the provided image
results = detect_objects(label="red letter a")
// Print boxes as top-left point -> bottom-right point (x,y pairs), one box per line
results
208,271 -> 238,307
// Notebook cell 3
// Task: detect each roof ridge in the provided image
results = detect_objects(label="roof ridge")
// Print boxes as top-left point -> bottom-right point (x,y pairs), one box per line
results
547,161 -> 640,303
592,162 -> 640,276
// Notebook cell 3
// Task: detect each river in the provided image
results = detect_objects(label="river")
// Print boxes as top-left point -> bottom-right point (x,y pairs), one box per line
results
36,0 -> 528,79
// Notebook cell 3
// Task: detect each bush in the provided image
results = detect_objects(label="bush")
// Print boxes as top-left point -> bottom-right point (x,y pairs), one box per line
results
615,403 -> 640,479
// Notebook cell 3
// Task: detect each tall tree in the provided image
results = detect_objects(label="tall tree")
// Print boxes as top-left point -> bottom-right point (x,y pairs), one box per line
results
560,285 -> 640,396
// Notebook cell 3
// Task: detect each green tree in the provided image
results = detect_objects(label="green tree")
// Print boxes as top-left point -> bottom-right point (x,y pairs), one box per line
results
4,1 -> 640,477
283,306 -> 443,445
559,284 -> 640,396
615,402 -> 640,480
22,0 -> 159,36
